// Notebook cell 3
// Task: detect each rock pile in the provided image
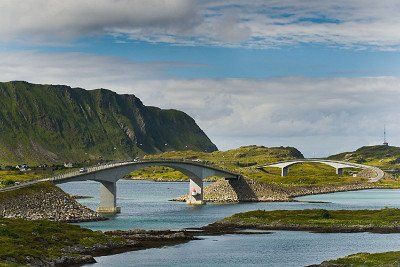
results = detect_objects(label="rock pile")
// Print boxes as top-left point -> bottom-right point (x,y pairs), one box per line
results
0,182 -> 104,222
175,177 -> 381,203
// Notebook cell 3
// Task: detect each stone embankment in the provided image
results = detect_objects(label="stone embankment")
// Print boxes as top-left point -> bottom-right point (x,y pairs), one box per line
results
0,182 -> 103,222
175,177 -> 381,203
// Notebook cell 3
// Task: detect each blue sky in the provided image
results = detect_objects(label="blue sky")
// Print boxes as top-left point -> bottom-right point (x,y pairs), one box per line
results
7,37 -> 400,79
0,0 -> 399,156
81,40 -> 400,79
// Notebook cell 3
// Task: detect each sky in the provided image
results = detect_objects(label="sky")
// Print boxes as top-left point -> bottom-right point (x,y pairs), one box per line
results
0,0 -> 399,157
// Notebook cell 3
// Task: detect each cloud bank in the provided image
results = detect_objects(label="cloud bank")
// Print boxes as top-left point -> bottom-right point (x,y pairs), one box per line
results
1,51 -> 398,156
1,0 -> 400,49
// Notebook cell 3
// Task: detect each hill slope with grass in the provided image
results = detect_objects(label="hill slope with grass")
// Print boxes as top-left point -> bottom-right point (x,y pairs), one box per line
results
328,145 -> 400,169
0,81 -> 217,165
133,145 -> 371,186
131,145 -> 304,181
135,145 -> 400,202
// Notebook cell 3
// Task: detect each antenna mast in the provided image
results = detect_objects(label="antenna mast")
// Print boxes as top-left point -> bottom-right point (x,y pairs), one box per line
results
383,125 -> 388,146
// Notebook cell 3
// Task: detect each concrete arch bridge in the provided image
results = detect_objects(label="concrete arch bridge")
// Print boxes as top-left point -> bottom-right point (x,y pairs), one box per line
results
45,160 -> 240,214
259,159 -> 384,182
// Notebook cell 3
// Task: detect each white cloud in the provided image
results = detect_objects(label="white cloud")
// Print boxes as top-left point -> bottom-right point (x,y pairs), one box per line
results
0,51 -> 399,156
0,0 -> 400,49
0,0 -> 199,42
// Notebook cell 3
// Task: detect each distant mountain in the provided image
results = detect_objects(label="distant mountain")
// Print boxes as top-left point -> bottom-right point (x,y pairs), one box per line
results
0,81 -> 217,165
328,145 -> 400,168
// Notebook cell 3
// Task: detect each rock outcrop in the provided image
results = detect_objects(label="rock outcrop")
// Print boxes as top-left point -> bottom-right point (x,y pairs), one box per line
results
0,182 -> 103,222
175,177 -> 381,203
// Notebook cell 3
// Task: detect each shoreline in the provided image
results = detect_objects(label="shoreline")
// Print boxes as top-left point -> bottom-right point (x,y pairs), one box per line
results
204,208 -> 400,235
27,228 -> 271,266
172,180 -> 393,203
203,222 -> 400,234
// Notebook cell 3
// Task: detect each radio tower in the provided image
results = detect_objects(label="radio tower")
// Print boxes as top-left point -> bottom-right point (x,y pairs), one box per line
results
383,125 -> 389,146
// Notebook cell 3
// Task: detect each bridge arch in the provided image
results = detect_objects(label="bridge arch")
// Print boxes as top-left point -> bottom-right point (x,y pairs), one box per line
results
260,159 -> 384,181
51,160 -> 239,214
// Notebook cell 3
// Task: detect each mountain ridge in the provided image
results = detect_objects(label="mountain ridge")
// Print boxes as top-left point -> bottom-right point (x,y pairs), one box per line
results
0,81 -> 217,165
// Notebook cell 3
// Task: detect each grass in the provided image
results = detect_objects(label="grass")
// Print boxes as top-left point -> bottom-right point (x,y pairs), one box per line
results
0,218 -> 122,265
138,146 -> 380,187
0,168 -> 80,188
139,146 -> 400,188
130,166 -> 188,181
255,163 -> 363,186
222,208 -> 400,230
329,145 -> 400,170
144,145 -> 303,171
0,170 -> 42,187
321,251 -> 400,266
3,145 -> 399,188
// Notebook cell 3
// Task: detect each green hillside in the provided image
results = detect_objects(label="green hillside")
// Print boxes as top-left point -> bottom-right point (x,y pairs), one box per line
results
328,145 -> 400,169
134,145 -> 394,186
0,81 -> 217,165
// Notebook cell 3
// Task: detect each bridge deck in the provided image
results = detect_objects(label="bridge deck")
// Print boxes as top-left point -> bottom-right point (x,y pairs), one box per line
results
260,158 -> 384,182
0,159 -> 240,192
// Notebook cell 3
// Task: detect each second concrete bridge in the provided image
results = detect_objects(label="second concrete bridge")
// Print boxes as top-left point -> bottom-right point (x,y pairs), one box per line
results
260,159 -> 384,182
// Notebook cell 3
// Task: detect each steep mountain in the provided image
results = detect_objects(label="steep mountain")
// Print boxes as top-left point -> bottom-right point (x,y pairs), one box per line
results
328,145 -> 400,168
0,81 -> 217,165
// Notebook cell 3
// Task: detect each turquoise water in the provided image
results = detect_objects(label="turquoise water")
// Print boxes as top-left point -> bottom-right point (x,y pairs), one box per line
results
58,180 -> 400,266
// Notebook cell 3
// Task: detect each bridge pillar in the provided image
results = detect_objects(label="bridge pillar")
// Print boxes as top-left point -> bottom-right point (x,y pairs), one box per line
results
336,168 -> 343,175
281,166 -> 289,177
97,181 -> 121,215
186,177 -> 204,205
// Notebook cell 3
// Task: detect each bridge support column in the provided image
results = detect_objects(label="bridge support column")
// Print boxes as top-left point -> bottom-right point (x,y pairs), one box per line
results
186,177 -> 204,205
281,166 -> 289,177
336,168 -> 343,175
97,181 -> 121,215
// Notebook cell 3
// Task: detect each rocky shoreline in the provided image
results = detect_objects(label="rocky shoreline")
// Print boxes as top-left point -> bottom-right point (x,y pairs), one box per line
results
203,221 -> 400,234
174,177 -> 383,203
69,229 -> 198,265
0,182 -> 104,222
4,229 -> 198,266
13,227 -> 269,266
201,208 -> 400,236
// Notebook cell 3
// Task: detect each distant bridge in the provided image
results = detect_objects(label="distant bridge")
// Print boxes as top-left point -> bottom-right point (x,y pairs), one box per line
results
259,159 -> 384,182
0,160 -> 240,214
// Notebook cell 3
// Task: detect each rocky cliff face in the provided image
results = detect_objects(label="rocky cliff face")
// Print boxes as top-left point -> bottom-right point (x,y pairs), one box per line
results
0,81 -> 217,164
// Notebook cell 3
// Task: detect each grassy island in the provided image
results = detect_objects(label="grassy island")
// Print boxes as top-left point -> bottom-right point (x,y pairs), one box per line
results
317,251 -> 400,266
0,218 -> 123,266
0,218 -> 195,266
215,208 -> 400,233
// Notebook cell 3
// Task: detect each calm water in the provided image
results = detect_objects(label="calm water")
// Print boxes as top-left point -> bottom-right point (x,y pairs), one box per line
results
58,180 -> 400,266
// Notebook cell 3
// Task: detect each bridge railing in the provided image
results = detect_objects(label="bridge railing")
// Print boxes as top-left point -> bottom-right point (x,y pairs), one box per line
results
138,158 -> 237,174
0,159 -> 239,192
46,158 -> 239,183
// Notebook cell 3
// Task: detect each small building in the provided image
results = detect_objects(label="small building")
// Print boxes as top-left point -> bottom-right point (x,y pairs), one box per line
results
16,164 -> 30,172
64,162 -> 73,168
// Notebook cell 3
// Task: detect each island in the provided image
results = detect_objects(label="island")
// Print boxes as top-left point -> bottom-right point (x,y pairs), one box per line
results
0,218 -> 195,266
314,251 -> 400,266
205,208 -> 400,233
